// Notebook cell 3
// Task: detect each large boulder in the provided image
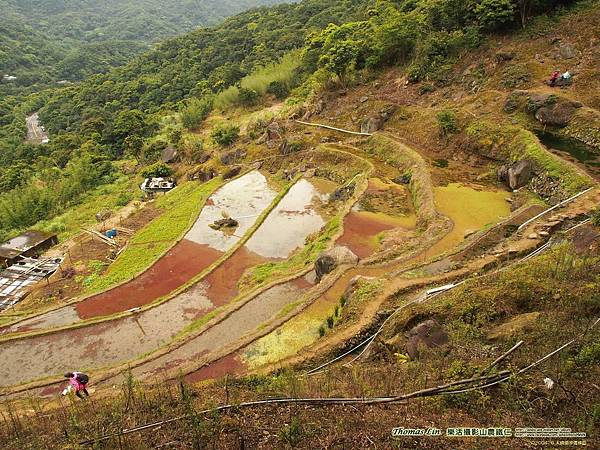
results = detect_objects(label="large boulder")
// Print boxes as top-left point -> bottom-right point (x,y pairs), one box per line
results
535,101 -> 582,127
190,167 -> 218,182
498,159 -> 534,190
220,148 -> 246,165
314,246 -> 359,282
405,319 -> 448,359
559,43 -> 576,59
95,209 -> 112,222
360,116 -> 384,134
526,93 -> 556,113
508,159 -> 534,189
223,166 -> 242,180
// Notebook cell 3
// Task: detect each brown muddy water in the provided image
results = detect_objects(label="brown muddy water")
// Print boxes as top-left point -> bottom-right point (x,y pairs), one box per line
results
0,177 -> 335,389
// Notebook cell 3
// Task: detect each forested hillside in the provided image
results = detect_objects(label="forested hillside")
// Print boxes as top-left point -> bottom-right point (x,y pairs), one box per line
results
0,0 -> 290,92
0,0 -> 582,241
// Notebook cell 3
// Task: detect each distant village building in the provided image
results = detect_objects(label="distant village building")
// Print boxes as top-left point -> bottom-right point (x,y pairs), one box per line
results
140,177 -> 176,194
0,231 -> 58,268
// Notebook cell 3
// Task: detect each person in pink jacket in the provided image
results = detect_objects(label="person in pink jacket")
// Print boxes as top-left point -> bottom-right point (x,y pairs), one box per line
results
61,371 -> 90,399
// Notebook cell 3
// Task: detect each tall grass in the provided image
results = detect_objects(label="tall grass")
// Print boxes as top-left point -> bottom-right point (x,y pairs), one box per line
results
214,51 -> 301,110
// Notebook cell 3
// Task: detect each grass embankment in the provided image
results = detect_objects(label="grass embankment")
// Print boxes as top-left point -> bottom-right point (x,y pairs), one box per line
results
364,134 -> 438,228
466,120 -> 593,194
3,243 -> 597,449
84,178 -> 223,293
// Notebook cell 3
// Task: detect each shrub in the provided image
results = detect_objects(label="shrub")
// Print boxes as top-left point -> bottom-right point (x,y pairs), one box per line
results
141,139 -> 168,163
115,191 -> 134,207
246,114 -> 273,139
141,162 -> 173,178
178,134 -> 204,162
318,325 -> 326,337
180,97 -> 213,129
591,207 -> 600,226
279,417 -> 303,446
500,64 -> 531,88
267,80 -> 290,99
238,87 -> 260,106
436,110 -> 458,135
211,123 -> 240,147
326,315 -> 334,328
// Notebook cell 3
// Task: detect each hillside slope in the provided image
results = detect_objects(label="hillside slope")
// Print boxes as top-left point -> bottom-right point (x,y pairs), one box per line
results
0,0 -> 292,91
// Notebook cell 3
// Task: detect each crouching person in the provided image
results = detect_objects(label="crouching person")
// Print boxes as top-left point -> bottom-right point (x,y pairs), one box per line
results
62,371 -> 90,399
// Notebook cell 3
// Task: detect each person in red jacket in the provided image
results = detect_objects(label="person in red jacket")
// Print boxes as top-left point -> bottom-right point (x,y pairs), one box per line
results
61,371 -> 90,399
549,70 -> 560,86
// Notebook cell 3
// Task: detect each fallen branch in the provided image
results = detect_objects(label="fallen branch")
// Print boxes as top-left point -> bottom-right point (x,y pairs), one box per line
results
78,319 -> 598,446
481,340 -> 524,375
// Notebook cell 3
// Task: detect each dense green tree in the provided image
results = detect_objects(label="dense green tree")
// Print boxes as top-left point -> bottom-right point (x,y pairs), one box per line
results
475,0 -> 516,29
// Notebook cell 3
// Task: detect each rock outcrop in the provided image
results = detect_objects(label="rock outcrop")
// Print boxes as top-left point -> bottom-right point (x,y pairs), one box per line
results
404,319 -> 448,359
314,246 -> 359,282
535,100 -> 582,127
497,159 -> 533,190
223,166 -> 242,180
359,105 -> 397,134
220,148 -> 247,165
330,182 -> 356,202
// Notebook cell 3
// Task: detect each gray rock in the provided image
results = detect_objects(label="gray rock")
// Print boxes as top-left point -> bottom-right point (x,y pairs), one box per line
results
497,164 -> 509,183
220,148 -> 246,165
405,319 -> 448,359
393,173 -> 412,185
95,209 -> 112,222
330,183 -> 355,202
535,101 -> 580,127
508,159 -> 533,189
360,116 -> 384,134
223,166 -> 241,180
209,217 -> 239,230
314,246 -> 359,282
191,168 -> 218,182
495,51 -> 514,62
559,44 -> 576,59
359,96 -> 369,103
526,93 -> 555,113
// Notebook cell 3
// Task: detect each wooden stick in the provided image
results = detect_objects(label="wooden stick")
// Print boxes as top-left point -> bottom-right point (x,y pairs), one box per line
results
481,340 -> 524,374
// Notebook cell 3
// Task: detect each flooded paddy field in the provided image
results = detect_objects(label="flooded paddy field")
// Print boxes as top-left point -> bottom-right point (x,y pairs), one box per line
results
2,171 -> 276,333
0,175 -> 338,388
239,182 -> 511,371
